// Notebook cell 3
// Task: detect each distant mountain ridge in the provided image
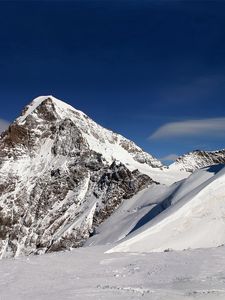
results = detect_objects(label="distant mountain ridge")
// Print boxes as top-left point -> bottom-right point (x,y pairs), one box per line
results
171,149 -> 225,172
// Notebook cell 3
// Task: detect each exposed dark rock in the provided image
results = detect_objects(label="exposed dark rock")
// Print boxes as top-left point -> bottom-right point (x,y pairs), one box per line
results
92,162 -> 156,227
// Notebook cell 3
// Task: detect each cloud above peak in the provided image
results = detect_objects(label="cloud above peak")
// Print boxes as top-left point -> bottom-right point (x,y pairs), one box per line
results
149,117 -> 225,140
0,119 -> 10,133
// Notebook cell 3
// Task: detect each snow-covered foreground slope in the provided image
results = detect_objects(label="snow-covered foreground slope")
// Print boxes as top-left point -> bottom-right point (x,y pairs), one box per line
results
108,165 -> 225,253
1,245 -> 225,300
86,183 -> 176,246
86,164 -> 216,247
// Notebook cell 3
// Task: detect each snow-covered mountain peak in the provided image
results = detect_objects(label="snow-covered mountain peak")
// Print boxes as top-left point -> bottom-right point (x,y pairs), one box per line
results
14,95 -> 164,173
170,149 -> 225,172
1,95 -> 160,258
18,95 -> 86,123
0,95 -> 193,258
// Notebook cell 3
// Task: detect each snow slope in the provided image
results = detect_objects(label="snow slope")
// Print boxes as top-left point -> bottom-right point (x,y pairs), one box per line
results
108,165 -> 225,253
86,183 -> 176,246
86,164 -> 216,247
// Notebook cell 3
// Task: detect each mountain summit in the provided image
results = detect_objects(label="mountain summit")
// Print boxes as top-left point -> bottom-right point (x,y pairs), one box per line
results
0,95 -> 166,258
16,95 -> 164,169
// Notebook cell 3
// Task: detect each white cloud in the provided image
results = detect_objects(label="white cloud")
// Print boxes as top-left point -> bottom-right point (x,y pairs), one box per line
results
160,154 -> 179,161
0,119 -> 10,133
149,117 -> 225,139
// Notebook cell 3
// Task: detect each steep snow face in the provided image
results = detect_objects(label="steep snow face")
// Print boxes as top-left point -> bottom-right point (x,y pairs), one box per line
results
0,96 -> 155,258
108,165 -> 225,253
170,150 -> 225,172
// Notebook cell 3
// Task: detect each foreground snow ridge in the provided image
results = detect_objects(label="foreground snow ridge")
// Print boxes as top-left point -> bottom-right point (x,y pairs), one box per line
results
108,165 -> 225,253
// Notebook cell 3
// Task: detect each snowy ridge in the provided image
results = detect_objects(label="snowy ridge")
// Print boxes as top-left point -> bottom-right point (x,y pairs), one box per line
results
86,164 -> 215,248
170,149 -> 225,172
108,165 -> 225,253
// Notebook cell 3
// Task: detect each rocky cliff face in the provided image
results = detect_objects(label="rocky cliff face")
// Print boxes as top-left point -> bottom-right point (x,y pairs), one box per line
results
0,96 -> 158,258
171,150 -> 225,172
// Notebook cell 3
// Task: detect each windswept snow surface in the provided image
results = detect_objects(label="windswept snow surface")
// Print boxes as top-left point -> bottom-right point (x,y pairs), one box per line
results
1,245 -> 225,300
108,165 -> 225,253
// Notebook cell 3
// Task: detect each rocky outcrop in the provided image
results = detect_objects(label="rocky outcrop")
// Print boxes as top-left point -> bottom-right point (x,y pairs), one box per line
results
93,162 -> 156,227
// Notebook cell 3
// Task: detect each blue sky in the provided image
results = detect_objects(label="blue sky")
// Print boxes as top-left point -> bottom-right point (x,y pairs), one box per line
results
0,0 -> 225,163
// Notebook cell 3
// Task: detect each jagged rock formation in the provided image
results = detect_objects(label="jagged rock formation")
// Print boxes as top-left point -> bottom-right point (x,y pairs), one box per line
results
171,150 -> 225,172
0,96 -> 158,258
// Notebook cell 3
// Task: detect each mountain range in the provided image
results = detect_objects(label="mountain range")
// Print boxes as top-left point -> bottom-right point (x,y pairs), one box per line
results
0,95 -> 224,258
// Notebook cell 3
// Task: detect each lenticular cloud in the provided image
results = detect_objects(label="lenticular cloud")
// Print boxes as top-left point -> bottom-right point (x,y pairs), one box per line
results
150,117 -> 225,139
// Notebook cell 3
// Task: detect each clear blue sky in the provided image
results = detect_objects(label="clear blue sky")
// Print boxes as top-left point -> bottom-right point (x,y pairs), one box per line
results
1,0 -> 225,162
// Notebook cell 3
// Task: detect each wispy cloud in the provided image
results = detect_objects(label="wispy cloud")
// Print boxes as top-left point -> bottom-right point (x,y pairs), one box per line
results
0,119 -> 10,133
149,117 -> 225,139
160,154 -> 179,161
